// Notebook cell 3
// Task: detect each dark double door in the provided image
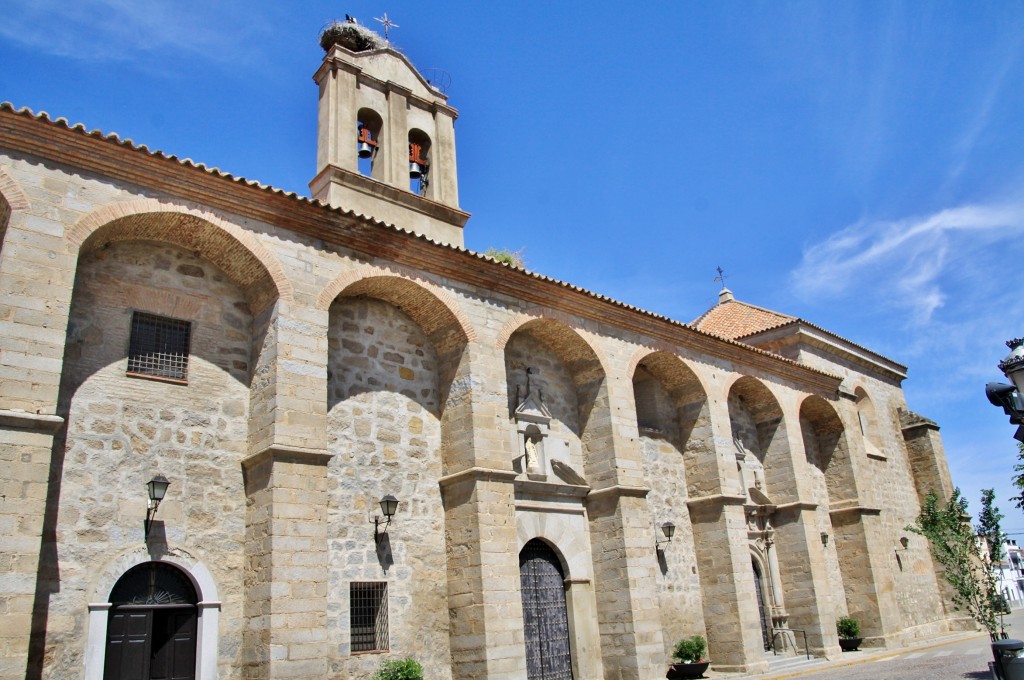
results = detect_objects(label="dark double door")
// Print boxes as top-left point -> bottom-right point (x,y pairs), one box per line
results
104,562 -> 198,680
105,607 -> 197,680
520,539 -> 574,680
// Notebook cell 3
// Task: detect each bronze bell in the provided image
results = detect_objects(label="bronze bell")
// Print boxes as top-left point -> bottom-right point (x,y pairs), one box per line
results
358,142 -> 373,159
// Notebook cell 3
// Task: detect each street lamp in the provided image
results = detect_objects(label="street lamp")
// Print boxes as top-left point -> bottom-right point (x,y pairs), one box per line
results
144,475 -> 170,538
986,338 -> 1024,443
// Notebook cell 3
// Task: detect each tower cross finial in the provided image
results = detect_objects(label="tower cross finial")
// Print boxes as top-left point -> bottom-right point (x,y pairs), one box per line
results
374,12 -> 399,43
714,266 -> 728,290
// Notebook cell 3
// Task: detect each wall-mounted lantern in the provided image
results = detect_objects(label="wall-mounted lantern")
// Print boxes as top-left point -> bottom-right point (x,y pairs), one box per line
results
144,475 -> 170,538
899,535 -> 910,550
820,532 -> 830,547
373,494 -> 400,542
655,521 -> 676,550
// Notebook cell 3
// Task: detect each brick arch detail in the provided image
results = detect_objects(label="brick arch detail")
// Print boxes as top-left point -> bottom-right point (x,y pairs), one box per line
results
315,263 -> 477,343
494,307 -> 610,377
625,342 -> 679,380
626,345 -> 711,399
0,166 -> 31,212
67,198 -> 293,303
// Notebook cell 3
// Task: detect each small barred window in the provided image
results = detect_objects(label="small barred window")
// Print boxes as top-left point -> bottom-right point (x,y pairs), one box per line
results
350,582 -> 388,652
127,312 -> 192,383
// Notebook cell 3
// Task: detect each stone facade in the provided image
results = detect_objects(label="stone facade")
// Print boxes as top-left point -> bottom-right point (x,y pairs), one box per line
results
0,31 -> 965,680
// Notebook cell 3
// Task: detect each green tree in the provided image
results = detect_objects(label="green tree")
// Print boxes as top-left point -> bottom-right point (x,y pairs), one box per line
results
1010,442 -> 1024,512
907,488 -> 1006,639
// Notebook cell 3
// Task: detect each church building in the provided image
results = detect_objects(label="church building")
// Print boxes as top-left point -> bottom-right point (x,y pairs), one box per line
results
0,20 -> 968,680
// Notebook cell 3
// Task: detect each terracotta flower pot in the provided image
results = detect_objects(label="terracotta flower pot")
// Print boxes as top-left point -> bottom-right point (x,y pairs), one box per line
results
666,661 -> 711,679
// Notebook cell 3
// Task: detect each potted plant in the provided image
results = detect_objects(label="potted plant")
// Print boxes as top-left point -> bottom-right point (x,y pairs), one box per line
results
667,635 -> 710,679
837,616 -> 863,651
373,657 -> 424,680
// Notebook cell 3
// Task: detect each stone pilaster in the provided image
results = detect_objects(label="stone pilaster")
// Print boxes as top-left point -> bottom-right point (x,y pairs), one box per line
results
773,505 -> 841,658
249,302 -> 328,455
242,447 -> 332,680
441,469 -> 525,679
830,505 -> 902,646
687,496 -> 769,674
0,412 -> 63,679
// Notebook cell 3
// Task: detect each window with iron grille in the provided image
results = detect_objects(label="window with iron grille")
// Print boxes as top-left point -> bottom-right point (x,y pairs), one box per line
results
127,312 -> 192,383
350,582 -> 388,652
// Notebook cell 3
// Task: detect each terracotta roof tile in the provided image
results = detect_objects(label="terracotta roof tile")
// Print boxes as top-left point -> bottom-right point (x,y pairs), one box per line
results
691,299 -> 795,339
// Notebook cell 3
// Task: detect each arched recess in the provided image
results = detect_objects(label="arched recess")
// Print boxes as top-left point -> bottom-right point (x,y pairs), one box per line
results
630,349 -> 711,653
322,271 -> 472,676
799,395 -> 855,623
83,550 -> 221,680
0,165 -> 31,264
70,200 -> 292,314
853,387 -> 885,458
36,208 -> 280,677
727,376 -> 796,504
500,314 -> 611,487
800,396 -> 855,504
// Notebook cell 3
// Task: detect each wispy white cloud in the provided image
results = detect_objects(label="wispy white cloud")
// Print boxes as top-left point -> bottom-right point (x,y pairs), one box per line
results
791,201 -> 1024,324
0,0 -> 271,67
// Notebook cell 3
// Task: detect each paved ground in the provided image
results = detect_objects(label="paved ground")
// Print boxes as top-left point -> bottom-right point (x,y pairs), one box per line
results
713,608 -> 1024,680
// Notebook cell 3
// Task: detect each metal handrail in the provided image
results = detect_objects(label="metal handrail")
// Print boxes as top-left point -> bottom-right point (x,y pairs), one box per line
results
769,627 -> 811,660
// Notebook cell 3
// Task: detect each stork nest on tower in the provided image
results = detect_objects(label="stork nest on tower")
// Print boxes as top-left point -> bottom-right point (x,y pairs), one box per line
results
319,18 -> 386,53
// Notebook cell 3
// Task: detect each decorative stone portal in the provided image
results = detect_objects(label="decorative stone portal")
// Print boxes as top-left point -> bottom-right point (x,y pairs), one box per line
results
103,562 -> 198,680
520,539 -> 574,680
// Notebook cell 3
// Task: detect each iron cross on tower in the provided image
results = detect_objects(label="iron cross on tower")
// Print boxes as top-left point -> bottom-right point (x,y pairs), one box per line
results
374,12 -> 399,43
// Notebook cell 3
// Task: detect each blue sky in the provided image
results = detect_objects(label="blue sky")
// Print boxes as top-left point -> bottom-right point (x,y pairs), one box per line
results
3,1 -> 1024,527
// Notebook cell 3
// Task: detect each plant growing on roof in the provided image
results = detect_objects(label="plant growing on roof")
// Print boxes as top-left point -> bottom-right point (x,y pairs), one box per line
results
484,247 -> 527,269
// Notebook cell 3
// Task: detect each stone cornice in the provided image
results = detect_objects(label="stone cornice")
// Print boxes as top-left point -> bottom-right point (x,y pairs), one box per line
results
0,106 -> 840,394
828,502 -> 882,517
438,466 -> 519,489
585,485 -> 650,504
0,409 -> 65,432
686,493 -> 747,510
309,164 -> 470,227
241,444 -> 333,470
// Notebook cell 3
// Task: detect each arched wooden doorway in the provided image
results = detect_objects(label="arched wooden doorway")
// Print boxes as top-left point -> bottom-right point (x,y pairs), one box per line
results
519,539 -> 574,680
104,562 -> 198,680
752,560 -> 770,651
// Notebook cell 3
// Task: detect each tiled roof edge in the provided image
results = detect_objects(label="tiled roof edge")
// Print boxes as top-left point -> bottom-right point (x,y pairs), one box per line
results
0,102 -> 840,384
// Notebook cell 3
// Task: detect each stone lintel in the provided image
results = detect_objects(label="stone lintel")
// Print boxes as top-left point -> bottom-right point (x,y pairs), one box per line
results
0,409 -> 65,432
241,444 -> 332,471
515,501 -> 586,515
514,478 -> 590,499
437,466 -> 519,489
686,493 -> 747,510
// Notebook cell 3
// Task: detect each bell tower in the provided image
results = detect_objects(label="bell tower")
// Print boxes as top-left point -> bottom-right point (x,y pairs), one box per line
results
310,20 -> 469,247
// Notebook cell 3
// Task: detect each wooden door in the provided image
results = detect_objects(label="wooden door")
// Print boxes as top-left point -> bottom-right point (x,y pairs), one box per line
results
520,539 -> 574,680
